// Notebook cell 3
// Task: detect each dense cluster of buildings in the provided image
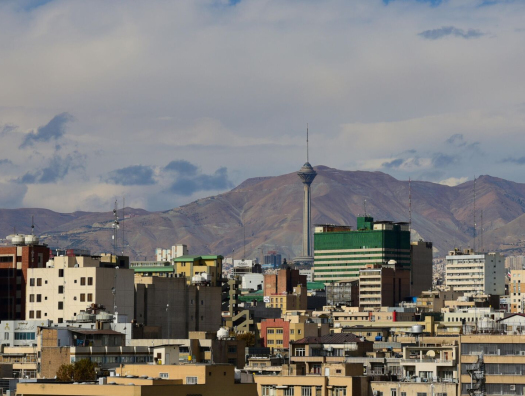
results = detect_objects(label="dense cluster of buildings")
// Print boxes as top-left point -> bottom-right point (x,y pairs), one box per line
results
0,159 -> 523,396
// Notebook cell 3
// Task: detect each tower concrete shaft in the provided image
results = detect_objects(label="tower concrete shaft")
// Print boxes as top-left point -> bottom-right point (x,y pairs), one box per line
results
297,162 -> 317,258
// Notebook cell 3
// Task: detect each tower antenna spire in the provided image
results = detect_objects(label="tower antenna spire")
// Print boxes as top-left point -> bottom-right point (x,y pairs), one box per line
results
409,177 -> 412,235
306,123 -> 309,163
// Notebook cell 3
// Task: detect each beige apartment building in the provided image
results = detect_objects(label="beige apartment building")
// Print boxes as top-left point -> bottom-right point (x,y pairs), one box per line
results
510,269 -> 525,313
460,334 -> 525,396
18,364 -> 257,396
25,255 -> 134,323
359,264 -> 410,312
255,363 -> 369,396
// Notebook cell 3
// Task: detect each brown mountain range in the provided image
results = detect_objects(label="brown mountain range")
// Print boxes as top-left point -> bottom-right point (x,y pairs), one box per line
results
2,166 -> 525,260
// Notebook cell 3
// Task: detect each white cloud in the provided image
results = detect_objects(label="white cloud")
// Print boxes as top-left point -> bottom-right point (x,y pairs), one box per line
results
438,177 -> 469,187
0,0 -> 524,211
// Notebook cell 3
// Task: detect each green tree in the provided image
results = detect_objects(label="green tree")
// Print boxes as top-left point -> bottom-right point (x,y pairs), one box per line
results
56,363 -> 74,382
236,332 -> 255,347
56,359 -> 97,382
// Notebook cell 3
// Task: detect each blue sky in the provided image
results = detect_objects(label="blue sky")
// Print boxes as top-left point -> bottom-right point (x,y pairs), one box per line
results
0,0 -> 525,211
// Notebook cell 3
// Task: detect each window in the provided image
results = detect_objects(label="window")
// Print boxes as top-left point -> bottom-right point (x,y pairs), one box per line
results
36,311 -> 41,319
4,332 -> 8,340
276,340 -> 283,345
228,358 -> 237,365
29,294 -> 35,302
58,301 -> 63,310
37,278 -> 42,286
201,300 -> 204,305
401,393 -> 407,396
30,278 -> 35,287
316,387 -> 322,396
29,311 -> 34,319
186,376 -> 198,384
276,329 -> 283,334
290,329 -> 295,334
58,269 -> 64,277
298,329 -> 302,335
159,373 -> 168,379
295,347 -> 305,357
284,387 -> 294,396
391,390 -> 397,396
80,294 -> 85,302
262,386 -> 276,396
302,387 -> 312,396
416,393 -> 427,396
228,346 -> 237,353
80,277 -> 86,286
87,293 -> 93,302
37,294 -> 41,303
267,339 -> 274,344
58,286 -> 64,294
333,387 -> 346,396
88,277 -> 93,285
267,329 -> 274,334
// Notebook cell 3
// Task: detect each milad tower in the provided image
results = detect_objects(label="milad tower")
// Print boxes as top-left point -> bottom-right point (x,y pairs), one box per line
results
293,127 -> 316,265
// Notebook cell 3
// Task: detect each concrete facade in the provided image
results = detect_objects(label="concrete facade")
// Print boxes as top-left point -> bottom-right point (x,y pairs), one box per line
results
445,250 -> 505,295
410,240 -> 433,296
25,256 -> 135,323
134,275 -> 221,339
359,265 -> 410,311
0,244 -> 50,320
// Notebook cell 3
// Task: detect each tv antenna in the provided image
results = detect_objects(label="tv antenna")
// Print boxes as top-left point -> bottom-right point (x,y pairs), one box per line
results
112,200 -> 119,256
473,176 -> 476,252
364,199 -> 367,217
306,123 -> 309,163
409,177 -> 412,234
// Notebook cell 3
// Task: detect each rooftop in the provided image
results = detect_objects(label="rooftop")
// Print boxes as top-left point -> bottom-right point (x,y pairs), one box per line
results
293,333 -> 367,345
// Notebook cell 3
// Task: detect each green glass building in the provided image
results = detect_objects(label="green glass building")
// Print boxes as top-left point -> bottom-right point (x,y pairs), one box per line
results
313,216 -> 410,282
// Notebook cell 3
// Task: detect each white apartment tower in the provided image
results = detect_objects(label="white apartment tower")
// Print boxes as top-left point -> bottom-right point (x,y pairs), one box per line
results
26,255 -> 134,324
155,244 -> 188,262
445,250 -> 504,295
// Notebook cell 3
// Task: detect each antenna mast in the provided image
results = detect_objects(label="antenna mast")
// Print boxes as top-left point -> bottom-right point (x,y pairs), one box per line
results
409,177 -> 412,234
122,197 -> 125,256
480,209 -> 483,252
364,199 -> 367,217
473,176 -> 476,252
112,200 -> 119,256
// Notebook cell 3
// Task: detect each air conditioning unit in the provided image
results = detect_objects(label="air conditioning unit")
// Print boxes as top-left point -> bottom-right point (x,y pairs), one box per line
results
510,385 -> 516,391
520,351 -> 525,356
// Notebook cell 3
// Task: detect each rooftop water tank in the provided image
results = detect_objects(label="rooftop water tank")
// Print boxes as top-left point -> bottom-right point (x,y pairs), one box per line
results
96,312 -> 114,323
24,235 -> 39,245
8,234 -> 25,246
217,327 -> 229,339
411,325 -> 423,334
76,312 -> 96,323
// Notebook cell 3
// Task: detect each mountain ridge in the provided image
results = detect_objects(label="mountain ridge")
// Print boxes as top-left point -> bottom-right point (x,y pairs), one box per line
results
2,166 -> 525,260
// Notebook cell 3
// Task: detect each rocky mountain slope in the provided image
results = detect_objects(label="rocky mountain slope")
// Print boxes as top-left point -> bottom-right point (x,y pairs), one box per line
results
2,166 -> 525,260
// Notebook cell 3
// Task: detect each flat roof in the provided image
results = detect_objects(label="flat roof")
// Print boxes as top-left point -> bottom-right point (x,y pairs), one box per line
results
173,255 -> 223,262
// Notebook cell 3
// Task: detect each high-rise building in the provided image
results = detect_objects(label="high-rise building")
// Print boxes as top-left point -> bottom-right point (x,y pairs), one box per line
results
155,244 -> 188,262
263,251 -> 282,268
445,249 -> 504,295
358,263 -> 410,311
0,238 -> 50,320
25,255 -> 135,323
410,240 -> 433,296
313,217 -> 410,283
506,255 -> 525,271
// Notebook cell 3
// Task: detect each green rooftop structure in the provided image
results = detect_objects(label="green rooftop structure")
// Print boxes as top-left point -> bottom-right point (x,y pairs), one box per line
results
313,216 -> 410,282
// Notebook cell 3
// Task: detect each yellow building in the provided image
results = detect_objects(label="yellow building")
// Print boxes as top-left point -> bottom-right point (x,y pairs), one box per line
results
371,381 -> 458,396
510,270 -> 525,313
460,334 -> 525,396
267,285 -> 307,313
174,255 -> 223,286
17,364 -> 257,396
255,363 -> 369,396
